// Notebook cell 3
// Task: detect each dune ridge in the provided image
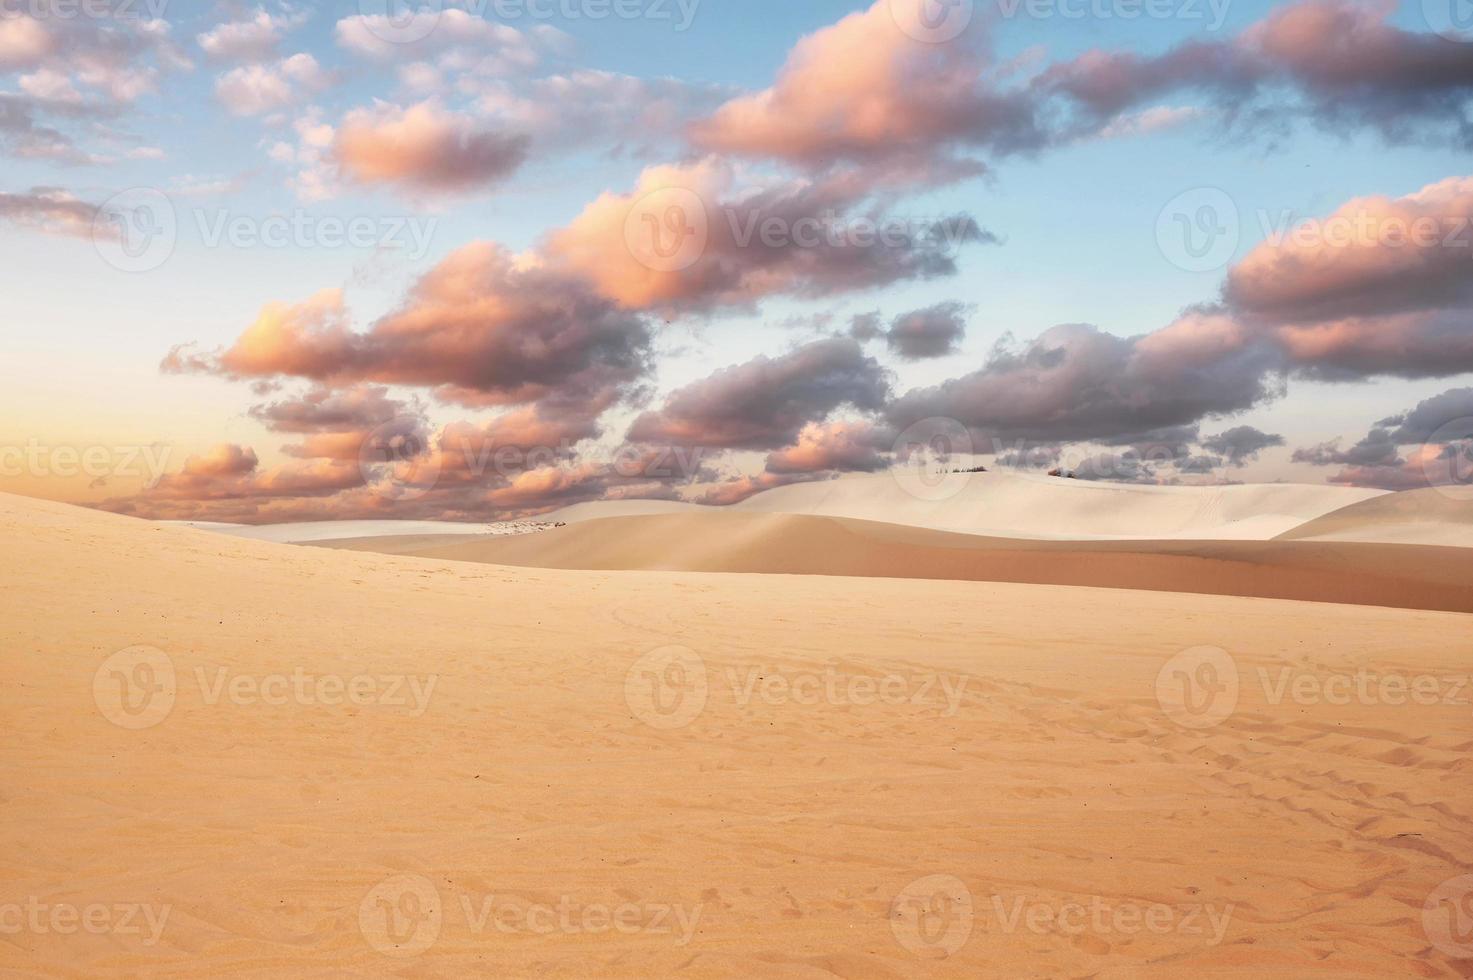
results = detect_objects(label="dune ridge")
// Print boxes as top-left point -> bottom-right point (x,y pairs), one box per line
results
319,511 -> 1473,614
1275,487 -> 1473,547
170,471 -> 1392,545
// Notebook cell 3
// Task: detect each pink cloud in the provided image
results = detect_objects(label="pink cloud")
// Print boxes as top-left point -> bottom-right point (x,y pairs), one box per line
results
334,101 -> 529,192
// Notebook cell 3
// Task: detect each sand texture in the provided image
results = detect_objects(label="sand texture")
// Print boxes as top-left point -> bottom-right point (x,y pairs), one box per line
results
3,490 -> 1472,976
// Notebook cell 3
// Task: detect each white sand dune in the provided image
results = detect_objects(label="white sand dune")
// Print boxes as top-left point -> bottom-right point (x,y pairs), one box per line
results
176,471 -> 1388,546
3,490 -> 1471,976
159,518 -> 545,544
733,470 -> 1387,539
329,511 -> 1473,614
1276,487 -> 1473,547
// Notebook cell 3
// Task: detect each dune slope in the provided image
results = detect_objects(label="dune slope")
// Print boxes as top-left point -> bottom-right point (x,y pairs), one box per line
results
2,492 -> 1471,976
322,511 -> 1473,614
1276,487 -> 1473,547
172,471 -> 1389,546
731,470 -> 1385,539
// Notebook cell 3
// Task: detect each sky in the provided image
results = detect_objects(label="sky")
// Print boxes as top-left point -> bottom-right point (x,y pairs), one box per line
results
2,0 -> 1472,521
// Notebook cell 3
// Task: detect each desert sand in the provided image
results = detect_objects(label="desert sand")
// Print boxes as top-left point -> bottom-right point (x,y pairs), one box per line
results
1277,488 -> 1473,547
321,511 -> 1473,613
199,470 -> 1392,549
731,471 -> 1388,539
3,488 -> 1472,976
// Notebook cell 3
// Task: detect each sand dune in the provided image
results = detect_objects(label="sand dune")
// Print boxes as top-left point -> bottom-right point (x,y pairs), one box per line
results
3,491 -> 1472,975
1276,487 -> 1473,547
732,470 -> 1387,539
177,471 -> 1389,547
321,511 -> 1473,614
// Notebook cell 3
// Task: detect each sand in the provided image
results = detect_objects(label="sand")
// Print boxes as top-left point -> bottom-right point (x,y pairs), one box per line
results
3,489 -> 1472,976
163,518 -> 548,544
321,511 -> 1473,614
732,470 -> 1387,539
179,470 -> 1388,547
1276,488 -> 1473,547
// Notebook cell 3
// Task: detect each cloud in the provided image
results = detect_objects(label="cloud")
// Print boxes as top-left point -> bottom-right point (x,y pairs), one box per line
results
0,186 -> 99,237
548,157 -> 988,312
888,318 -> 1285,446
628,337 -> 891,451
334,9 -> 541,69
690,0 -> 1043,178
764,421 -> 890,474
692,471 -> 823,506
1201,425 -> 1285,465
0,6 -> 190,161
247,385 -> 410,434
475,70 -> 731,155
1293,386 -> 1473,488
164,243 -> 654,423
1221,175 -> 1473,378
215,53 -> 329,117
884,301 -> 969,360
198,9 -> 303,63
334,100 -> 530,192
1042,0 -> 1473,148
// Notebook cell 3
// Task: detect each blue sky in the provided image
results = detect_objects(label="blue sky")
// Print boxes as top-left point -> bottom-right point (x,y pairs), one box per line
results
2,0 -> 1472,515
